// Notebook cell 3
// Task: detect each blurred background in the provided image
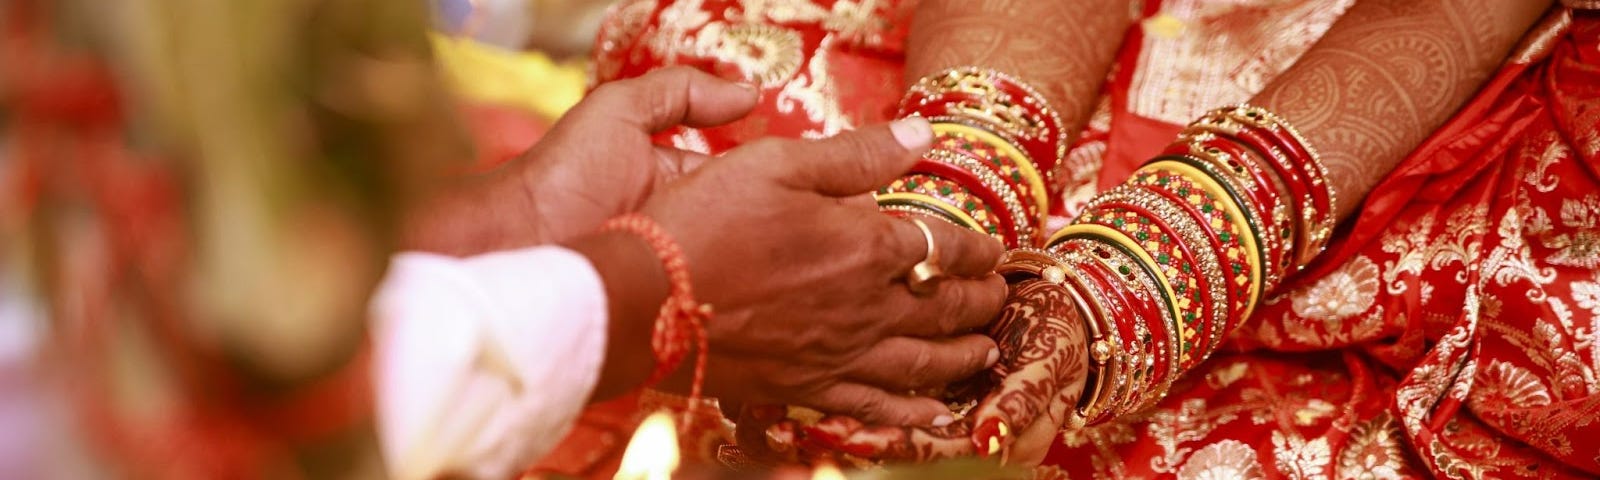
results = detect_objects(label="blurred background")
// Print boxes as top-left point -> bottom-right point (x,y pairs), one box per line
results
0,0 -> 612,476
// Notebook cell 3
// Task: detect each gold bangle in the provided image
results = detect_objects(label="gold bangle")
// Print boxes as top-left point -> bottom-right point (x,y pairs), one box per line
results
1049,224 -> 1182,361
999,249 -> 1119,428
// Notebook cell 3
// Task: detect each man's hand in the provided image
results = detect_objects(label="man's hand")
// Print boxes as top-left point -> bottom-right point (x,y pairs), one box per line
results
404,67 -> 758,255
744,278 -> 1090,464
573,118 -> 1009,426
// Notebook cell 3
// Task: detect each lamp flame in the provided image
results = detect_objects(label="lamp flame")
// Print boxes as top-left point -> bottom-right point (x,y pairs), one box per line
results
614,411 -> 681,480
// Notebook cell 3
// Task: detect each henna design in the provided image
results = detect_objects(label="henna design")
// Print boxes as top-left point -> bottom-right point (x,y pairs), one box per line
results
1254,0 -> 1553,218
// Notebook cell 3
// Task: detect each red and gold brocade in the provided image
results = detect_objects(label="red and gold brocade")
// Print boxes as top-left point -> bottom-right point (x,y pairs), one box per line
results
581,0 -> 1600,478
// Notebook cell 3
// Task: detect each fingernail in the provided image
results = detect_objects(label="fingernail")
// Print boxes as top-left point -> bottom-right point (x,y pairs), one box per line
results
985,348 -> 1000,367
932,415 -> 954,427
972,418 -> 1009,458
888,117 -> 932,150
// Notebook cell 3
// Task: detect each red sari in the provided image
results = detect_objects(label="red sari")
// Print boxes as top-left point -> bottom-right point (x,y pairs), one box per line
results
585,1 -> 1600,478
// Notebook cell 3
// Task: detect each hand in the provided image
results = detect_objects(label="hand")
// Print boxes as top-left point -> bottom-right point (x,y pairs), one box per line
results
573,118 -> 1008,426
404,66 -> 759,254
748,278 -> 1090,465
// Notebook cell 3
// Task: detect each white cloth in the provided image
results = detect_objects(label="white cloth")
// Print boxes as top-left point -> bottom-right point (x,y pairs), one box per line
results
370,246 -> 608,480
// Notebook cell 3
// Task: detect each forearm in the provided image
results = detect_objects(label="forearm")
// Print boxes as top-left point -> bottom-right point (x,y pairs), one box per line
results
401,169 -> 544,256
1253,0 -> 1553,218
905,0 -> 1132,144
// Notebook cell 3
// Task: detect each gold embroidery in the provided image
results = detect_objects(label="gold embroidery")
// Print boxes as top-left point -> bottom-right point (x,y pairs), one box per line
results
1271,431 -> 1331,480
774,35 -> 854,138
714,24 -> 804,86
1177,440 -> 1266,480
1522,139 -> 1567,193
1289,254 -> 1380,321
1336,413 -> 1409,479
1541,196 -> 1600,269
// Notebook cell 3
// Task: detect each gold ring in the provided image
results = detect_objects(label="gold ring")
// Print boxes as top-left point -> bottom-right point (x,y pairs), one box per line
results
907,218 -> 945,295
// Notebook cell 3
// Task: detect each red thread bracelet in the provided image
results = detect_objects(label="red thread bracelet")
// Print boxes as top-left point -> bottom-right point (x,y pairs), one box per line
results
600,213 -> 712,426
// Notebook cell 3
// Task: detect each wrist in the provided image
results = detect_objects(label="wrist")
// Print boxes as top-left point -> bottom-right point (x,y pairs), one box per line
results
566,230 -> 670,402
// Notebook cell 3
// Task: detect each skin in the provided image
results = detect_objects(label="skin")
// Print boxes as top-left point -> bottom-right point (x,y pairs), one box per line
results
404,67 -> 1012,426
770,0 -> 1556,463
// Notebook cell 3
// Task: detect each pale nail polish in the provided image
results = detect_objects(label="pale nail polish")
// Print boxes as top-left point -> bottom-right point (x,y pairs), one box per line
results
932,415 -> 955,427
985,348 -> 1000,367
888,117 -> 932,150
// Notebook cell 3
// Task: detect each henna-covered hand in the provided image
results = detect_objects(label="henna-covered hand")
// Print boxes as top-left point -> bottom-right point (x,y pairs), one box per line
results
740,278 -> 1089,465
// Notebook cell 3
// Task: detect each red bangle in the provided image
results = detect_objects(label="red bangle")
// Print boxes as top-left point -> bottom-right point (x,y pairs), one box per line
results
599,213 -> 713,425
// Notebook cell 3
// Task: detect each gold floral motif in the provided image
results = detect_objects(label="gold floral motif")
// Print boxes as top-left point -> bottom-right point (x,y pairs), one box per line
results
1147,399 -> 1241,474
1177,440 -> 1266,480
713,23 -> 804,86
1540,196 -> 1600,269
1336,413 -> 1409,480
1469,360 -> 1554,409
1290,254 -> 1380,321
1270,431 -> 1331,480
774,35 -> 854,138
1522,138 -> 1567,193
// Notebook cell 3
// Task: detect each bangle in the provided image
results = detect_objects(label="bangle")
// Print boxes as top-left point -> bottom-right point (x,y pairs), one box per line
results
996,249 -> 1117,429
1145,159 -> 1265,320
599,214 -> 713,427
900,67 -> 1068,176
875,192 -> 985,232
881,171 -> 1007,242
931,121 -> 1051,215
917,152 -> 1030,245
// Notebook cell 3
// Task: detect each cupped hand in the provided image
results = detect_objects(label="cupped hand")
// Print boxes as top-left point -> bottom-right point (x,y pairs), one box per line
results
404,66 -> 759,255
745,277 -> 1090,465
631,118 -> 1012,427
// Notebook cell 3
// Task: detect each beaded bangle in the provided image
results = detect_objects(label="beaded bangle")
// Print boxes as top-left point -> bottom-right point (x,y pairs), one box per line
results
600,214 -> 713,427
875,192 -> 985,232
1144,159 -> 1265,320
881,172 -> 1005,240
900,67 -> 1068,175
919,151 -> 1031,244
1124,167 -> 1254,333
930,121 -> 1050,214
1086,187 -> 1229,370
933,133 -> 1043,226
1166,132 -> 1295,288
1053,238 -> 1168,419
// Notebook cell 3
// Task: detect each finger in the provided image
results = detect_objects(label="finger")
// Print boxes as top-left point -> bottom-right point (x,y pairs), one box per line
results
800,415 -> 974,462
843,335 -> 999,391
804,382 -> 953,427
1011,388 -> 1077,465
769,118 -> 933,197
887,213 -> 1004,278
968,333 -> 1083,457
890,274 -> 1008,337
651,145 -> 713,188
582,66 -> 759,132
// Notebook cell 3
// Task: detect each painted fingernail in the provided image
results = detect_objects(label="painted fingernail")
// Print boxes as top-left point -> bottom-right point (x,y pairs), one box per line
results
889,117 -> 932,150
972,418 -> 1010,458
985,348 -> 1000,367
932,415 -> 954,427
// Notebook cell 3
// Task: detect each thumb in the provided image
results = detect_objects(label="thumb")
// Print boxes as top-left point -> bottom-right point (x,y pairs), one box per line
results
775,117 -> 933,197
579,66 -> 759,132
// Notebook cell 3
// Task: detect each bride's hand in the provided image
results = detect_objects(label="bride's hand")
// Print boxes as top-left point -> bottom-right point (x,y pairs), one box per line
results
742,277 -> 1090,465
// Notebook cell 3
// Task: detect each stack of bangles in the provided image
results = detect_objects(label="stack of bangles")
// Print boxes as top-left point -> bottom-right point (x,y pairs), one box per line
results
997,104 -> 1336,427
877,67 -> 1068,248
